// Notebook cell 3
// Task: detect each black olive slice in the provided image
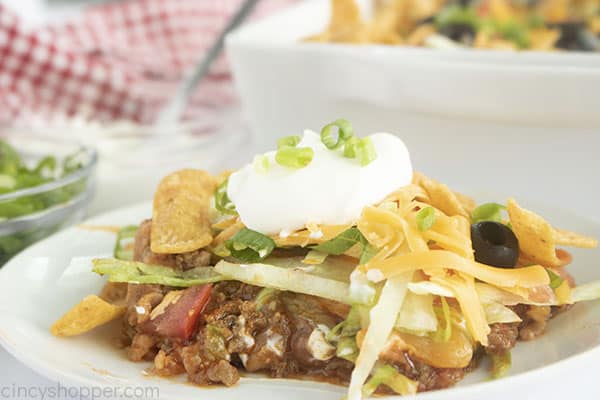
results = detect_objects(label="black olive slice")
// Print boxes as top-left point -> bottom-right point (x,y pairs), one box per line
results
471,221 -> 519,268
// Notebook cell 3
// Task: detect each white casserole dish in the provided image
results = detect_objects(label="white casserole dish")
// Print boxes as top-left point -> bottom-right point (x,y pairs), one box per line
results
227,0 -> 600,137
226,0 -> 600,219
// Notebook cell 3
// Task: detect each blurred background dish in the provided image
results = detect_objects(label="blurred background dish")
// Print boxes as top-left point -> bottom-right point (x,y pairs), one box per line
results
1,109 -> 251,216
226,0 -> 600,219
305,0 -> 600,52
0,134 -> 96,265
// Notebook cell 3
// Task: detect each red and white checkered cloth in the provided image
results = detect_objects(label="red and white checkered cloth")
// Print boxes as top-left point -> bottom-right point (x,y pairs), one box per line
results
0,0 -> 293,124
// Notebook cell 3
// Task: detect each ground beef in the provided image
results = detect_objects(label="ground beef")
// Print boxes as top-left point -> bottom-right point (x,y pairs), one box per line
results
122,221 -> 572,393
207,360 -> 239,387
519,305 -> 551,341
133,220 -> 175,267
128,333 -> 157,362
174,250 -> 212,270
485,323 -> 519,355
99,282 -> 128,303
154,349 -> 185,376
414,363 -> 466,392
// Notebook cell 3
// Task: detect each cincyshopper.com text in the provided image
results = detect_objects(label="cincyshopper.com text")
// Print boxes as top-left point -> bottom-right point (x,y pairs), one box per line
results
0,382 -> 160,400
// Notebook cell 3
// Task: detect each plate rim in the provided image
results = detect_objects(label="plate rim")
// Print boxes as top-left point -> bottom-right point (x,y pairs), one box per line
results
1,200 -> 600,399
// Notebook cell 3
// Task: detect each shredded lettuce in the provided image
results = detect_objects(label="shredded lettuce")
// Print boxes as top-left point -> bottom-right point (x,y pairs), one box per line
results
347,272 -> 412,400
254,287 -> 278,310
490,351 -> 512,379
395,292 -> 438,335
408,280 -> 455,297
329,305 -> 366,362
214,178 -> 237,216
435,4 -> 481,31
302,250 -> 328,265
266,255 -> 355,282
312,227 -> 365,255
225,228 -> 275,262
311,227 -> 377,265
337,337 -> 359,362
571,280 -> 600,303
362,364 -> 418,397
93,258 -> 224,286
113,225 -> 138,261
483,302 -> 522,324
214,260 -> 351,304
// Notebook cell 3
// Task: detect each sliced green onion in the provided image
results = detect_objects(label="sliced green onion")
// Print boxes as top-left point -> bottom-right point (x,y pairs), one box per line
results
277,135 -> 301,149
416,206 -> 436,231
343,136 -> 359,158
546,269 -> 564,290
355,137 -> 377,166
312,227 -> 365,255
253,154 -> 270,174
472,203 -> 506,224
343,135 -> 377,166
113,225 -> 139,261
320,119 -> 354,150
275,146 -> 314,169
93,258 -> 224,286
214,178 -> 237,215
490,351 -> 511,379
363,364 -> 418,397
225,228 -> 276,262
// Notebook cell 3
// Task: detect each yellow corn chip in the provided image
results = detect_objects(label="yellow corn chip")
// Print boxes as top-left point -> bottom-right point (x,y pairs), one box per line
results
508,198 -> 561,267
529,28 -> 560,51
51,295 -> 125,337
488,0 -> 514,22
330,0 -> 362,32
315,0 -> 369,44
508,198 -> 598,268
151,169 -> 216,254
554,229 -> 598,249
406,24 -> 436,46
454,191 -> 477,215
413,173 -> 469,218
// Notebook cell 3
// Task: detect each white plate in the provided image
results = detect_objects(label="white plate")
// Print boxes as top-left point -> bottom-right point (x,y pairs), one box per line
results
1,201 -> 600,399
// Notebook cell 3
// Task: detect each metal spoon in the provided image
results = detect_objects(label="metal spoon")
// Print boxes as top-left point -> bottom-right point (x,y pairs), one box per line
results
155,0 -> 262,126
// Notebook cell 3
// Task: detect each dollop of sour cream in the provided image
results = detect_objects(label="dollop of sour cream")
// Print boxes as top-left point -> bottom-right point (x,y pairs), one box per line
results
227,130 -> 413,235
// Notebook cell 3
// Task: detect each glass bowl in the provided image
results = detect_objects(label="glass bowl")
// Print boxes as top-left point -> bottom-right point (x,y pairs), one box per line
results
0,135 -> 97,265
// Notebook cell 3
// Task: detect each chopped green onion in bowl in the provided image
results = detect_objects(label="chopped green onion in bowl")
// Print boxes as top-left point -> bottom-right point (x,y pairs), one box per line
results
0,136 -> 96,266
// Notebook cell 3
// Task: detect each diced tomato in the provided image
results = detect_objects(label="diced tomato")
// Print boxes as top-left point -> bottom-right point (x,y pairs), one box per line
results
142,284 -> 212,340
476,1 -> 489,17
